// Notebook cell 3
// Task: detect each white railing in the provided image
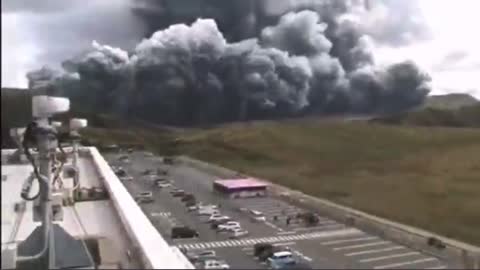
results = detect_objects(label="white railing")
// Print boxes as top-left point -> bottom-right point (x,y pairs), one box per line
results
87,147 -> 194,269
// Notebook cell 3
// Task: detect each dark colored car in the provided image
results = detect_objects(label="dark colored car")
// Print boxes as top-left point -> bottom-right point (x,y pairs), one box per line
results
142,169 -> 154,175
171,226 -> 199,239
157,168 -> 168,175
185,200 -> 197,207
115,169 -> 126,177
254,243 -> 290,262
164,157 -> 174,165
181,193 -> 195,202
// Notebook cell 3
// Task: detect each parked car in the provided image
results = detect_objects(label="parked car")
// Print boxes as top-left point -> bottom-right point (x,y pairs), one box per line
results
208,214 -> 230,223
249,210 -> 266,222
171,226 -> 199,239
184,198 -> 196,205
114,169 -> 127,177
118,155 -> 130,163
254,243 -> 273,258
181,193 -> 196,202
268,251 -> 296,269
120,175 -> 133,181
188,250 -> 217,261
157,168 -> 168,175
142,169 -> 154,175
229,228 -> 249,238
187,204 -> 201,212
217,221 -> 241,231
135,191 -> 153,203
156,181 -> 172,188
203,260 -> 230,269
210,219 -> 232,229
163,157 -> 175,165
198,207 -> 220,216
171,190 -> 186,197
257,245 -> 291,262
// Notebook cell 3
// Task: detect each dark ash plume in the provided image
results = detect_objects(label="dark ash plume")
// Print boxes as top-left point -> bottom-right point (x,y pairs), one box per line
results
27,1 -> 431,126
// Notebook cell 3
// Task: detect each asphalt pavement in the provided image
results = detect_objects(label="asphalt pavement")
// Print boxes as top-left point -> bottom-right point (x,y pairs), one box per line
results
103,151 -> 456,269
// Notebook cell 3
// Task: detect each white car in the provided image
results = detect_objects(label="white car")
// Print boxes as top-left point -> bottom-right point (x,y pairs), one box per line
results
188,250 -> 217,262
120,176 -> 133,181
229,228 -> 249,238
156,181 -> 171,188
203,260 -> 230,269
249,210 -> 266,222
198,209 -> 220,216
208,214 -> 230,223
217,221 -> 241,231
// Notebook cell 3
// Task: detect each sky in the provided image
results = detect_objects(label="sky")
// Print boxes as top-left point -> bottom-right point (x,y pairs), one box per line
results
374,0 -> 480,97
1,0 -> 479,98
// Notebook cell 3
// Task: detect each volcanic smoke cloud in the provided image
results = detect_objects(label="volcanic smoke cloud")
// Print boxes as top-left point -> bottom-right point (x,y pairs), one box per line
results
28,0 -> 431,126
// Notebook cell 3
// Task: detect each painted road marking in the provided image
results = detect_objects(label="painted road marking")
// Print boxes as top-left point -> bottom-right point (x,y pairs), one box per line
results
150,212 -> 171,217
293,249 -> 313,262
265,221 -> 283,231
322,236 -> 378,246
374,258 -> 438,269
274,242 -> 296,246
425,265 -> 447,269
177,228 -> 363,250
295,224 -> 346,232
346,246 -> 405,256
333,241 -> 389,251
360,251 -> 420,263
278,231 -> 296,235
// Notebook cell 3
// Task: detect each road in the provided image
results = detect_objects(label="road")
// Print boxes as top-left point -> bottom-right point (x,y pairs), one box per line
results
104,151 -> 456,269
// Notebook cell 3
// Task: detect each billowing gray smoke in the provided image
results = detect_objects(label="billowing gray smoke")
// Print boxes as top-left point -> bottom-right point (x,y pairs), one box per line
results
28,1 -> 431,126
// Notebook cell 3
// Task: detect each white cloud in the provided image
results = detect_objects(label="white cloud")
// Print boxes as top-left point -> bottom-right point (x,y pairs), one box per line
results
374,0 -> 480,98
1,0 -> 145,88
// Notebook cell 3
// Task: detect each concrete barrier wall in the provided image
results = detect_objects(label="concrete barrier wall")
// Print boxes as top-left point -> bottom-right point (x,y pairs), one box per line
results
177,156 -> 480,269
88,148 -> 194,269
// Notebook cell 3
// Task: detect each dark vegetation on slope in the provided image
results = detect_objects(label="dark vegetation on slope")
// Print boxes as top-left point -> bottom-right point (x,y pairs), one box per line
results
373,104 -> 480,128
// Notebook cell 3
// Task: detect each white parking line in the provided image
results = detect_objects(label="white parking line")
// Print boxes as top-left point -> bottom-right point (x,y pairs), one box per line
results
283,236 -> 295,241
322,236 -> 378,246
360,251 -> 420,263
274,242 -> 296,246
425,265 -> 447,269
346,246 -> 405,256
292,249 -> 313,262
374,258 -> 438,269
278,231 -> 296,235
333,241 -> 389,251
265,221 -> 284,232
295,224 -> 345,232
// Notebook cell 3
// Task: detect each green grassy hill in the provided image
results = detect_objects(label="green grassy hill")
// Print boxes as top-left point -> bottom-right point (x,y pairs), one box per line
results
374,104 -> 480,128
425,93 -> 478,110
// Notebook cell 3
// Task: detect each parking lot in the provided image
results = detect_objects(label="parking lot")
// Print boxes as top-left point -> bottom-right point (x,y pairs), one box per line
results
104,151 -> 456,269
